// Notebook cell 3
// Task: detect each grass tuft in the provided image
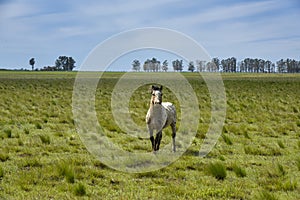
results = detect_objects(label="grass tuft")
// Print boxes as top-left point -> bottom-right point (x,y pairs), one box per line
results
74,182 -> 86,196
0,166 -> 4,179
57,161 -> 75,183
24,128 -> 30,135
258,190 -> 278,200
281,179 -> 297,191
233,164 -> 247,178
277,163 -> 286,176
206,162 -> 227,180
4,129 -> 12,138
296,158 -> 300,171
222,134 -> 233,145
0,152 -> 9,162
243,132 -> 251,139
277,140 -> 285,149
35,123 -> 42,129
39,134 -> 51,144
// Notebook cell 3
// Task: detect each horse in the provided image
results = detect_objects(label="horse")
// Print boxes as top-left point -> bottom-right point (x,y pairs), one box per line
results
145,85 -> 177,152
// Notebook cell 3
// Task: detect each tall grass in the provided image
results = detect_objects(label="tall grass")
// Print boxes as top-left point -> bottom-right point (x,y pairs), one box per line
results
206,162 -> 227,180
39,134 -> 51,144
4,129 -> 12,138
57,161 -> 75,183
232,164 -> 247,178
74,182 -> 86,196
0,152 -> 9,162
0,166 -> 4,179
258,190 -> 278,200
222,134 -> 233,145
296,158 -> 300,171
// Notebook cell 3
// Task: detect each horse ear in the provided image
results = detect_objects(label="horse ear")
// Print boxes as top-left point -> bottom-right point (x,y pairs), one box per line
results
160,85 -> 163,90
150,85 -> 154,93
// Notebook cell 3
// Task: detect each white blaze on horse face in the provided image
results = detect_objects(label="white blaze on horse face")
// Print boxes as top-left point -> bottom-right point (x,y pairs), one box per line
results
153,90 -> 162,104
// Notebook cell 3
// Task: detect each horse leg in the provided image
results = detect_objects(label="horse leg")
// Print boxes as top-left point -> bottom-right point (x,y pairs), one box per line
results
155,131 -> 162,151
171,122 -> 176,152
149,129 -> 155,152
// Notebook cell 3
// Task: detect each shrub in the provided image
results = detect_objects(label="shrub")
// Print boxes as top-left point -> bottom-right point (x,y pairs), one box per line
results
207,162 -> 227,180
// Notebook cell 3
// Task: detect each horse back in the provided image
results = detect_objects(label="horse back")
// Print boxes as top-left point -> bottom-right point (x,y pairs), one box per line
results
162,102 -> 176,127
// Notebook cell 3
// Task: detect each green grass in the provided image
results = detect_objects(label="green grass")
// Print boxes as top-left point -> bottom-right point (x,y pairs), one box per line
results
0,152 -> 9,162
232,164 -> 247,177
297,158 -> 300,171
0,72 -> 300,199
221,134 -> 233,145
39,134 -> 51,144
258,190 -> 278,200
57,161 -> 75,183
74,182 -> 87,196
3,128 -> 12,138
0,166 -> 4,179
206,162 -> 227,180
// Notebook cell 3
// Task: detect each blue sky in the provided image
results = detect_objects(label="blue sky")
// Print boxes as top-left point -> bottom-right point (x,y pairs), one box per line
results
0,0 -> 299,71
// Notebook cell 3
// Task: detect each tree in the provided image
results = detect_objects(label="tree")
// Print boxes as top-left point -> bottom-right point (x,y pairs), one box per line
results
221,57 -> 237,72
196,60 -> 206,72
142,58 -> 161,72
55,56 -> 76,71
143,59 -> 150,72
162,60 -> 168,72
151,57 -> 160,72
265,60 -> 272,73
277,59 -> 286,73
188,61 -> 195,72
212,57 -> 220,72
132,59 -> 140,72
29,58 -> 35,71
172,59 -> 183,72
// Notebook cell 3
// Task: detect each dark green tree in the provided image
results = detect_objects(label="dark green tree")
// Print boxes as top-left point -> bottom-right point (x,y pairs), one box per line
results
172,59 -> 183,72
55,56 -> 76,71
29,58 -> 35,71
212,57 -> 220,72
188,61 -> 195,72
132,59 -> 140,72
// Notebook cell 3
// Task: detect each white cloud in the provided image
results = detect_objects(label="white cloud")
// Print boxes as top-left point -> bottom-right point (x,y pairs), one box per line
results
0,1 -> 37,19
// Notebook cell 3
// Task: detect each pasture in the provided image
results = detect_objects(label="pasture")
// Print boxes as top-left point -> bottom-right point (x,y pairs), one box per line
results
0,71 -> 299,199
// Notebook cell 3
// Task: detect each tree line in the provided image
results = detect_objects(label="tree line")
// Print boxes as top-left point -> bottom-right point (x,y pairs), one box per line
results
132,57 -> 300,73
28,56 -> 76,71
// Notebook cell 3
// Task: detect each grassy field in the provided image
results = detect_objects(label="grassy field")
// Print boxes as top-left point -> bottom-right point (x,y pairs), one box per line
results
0,71 -> 299,199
